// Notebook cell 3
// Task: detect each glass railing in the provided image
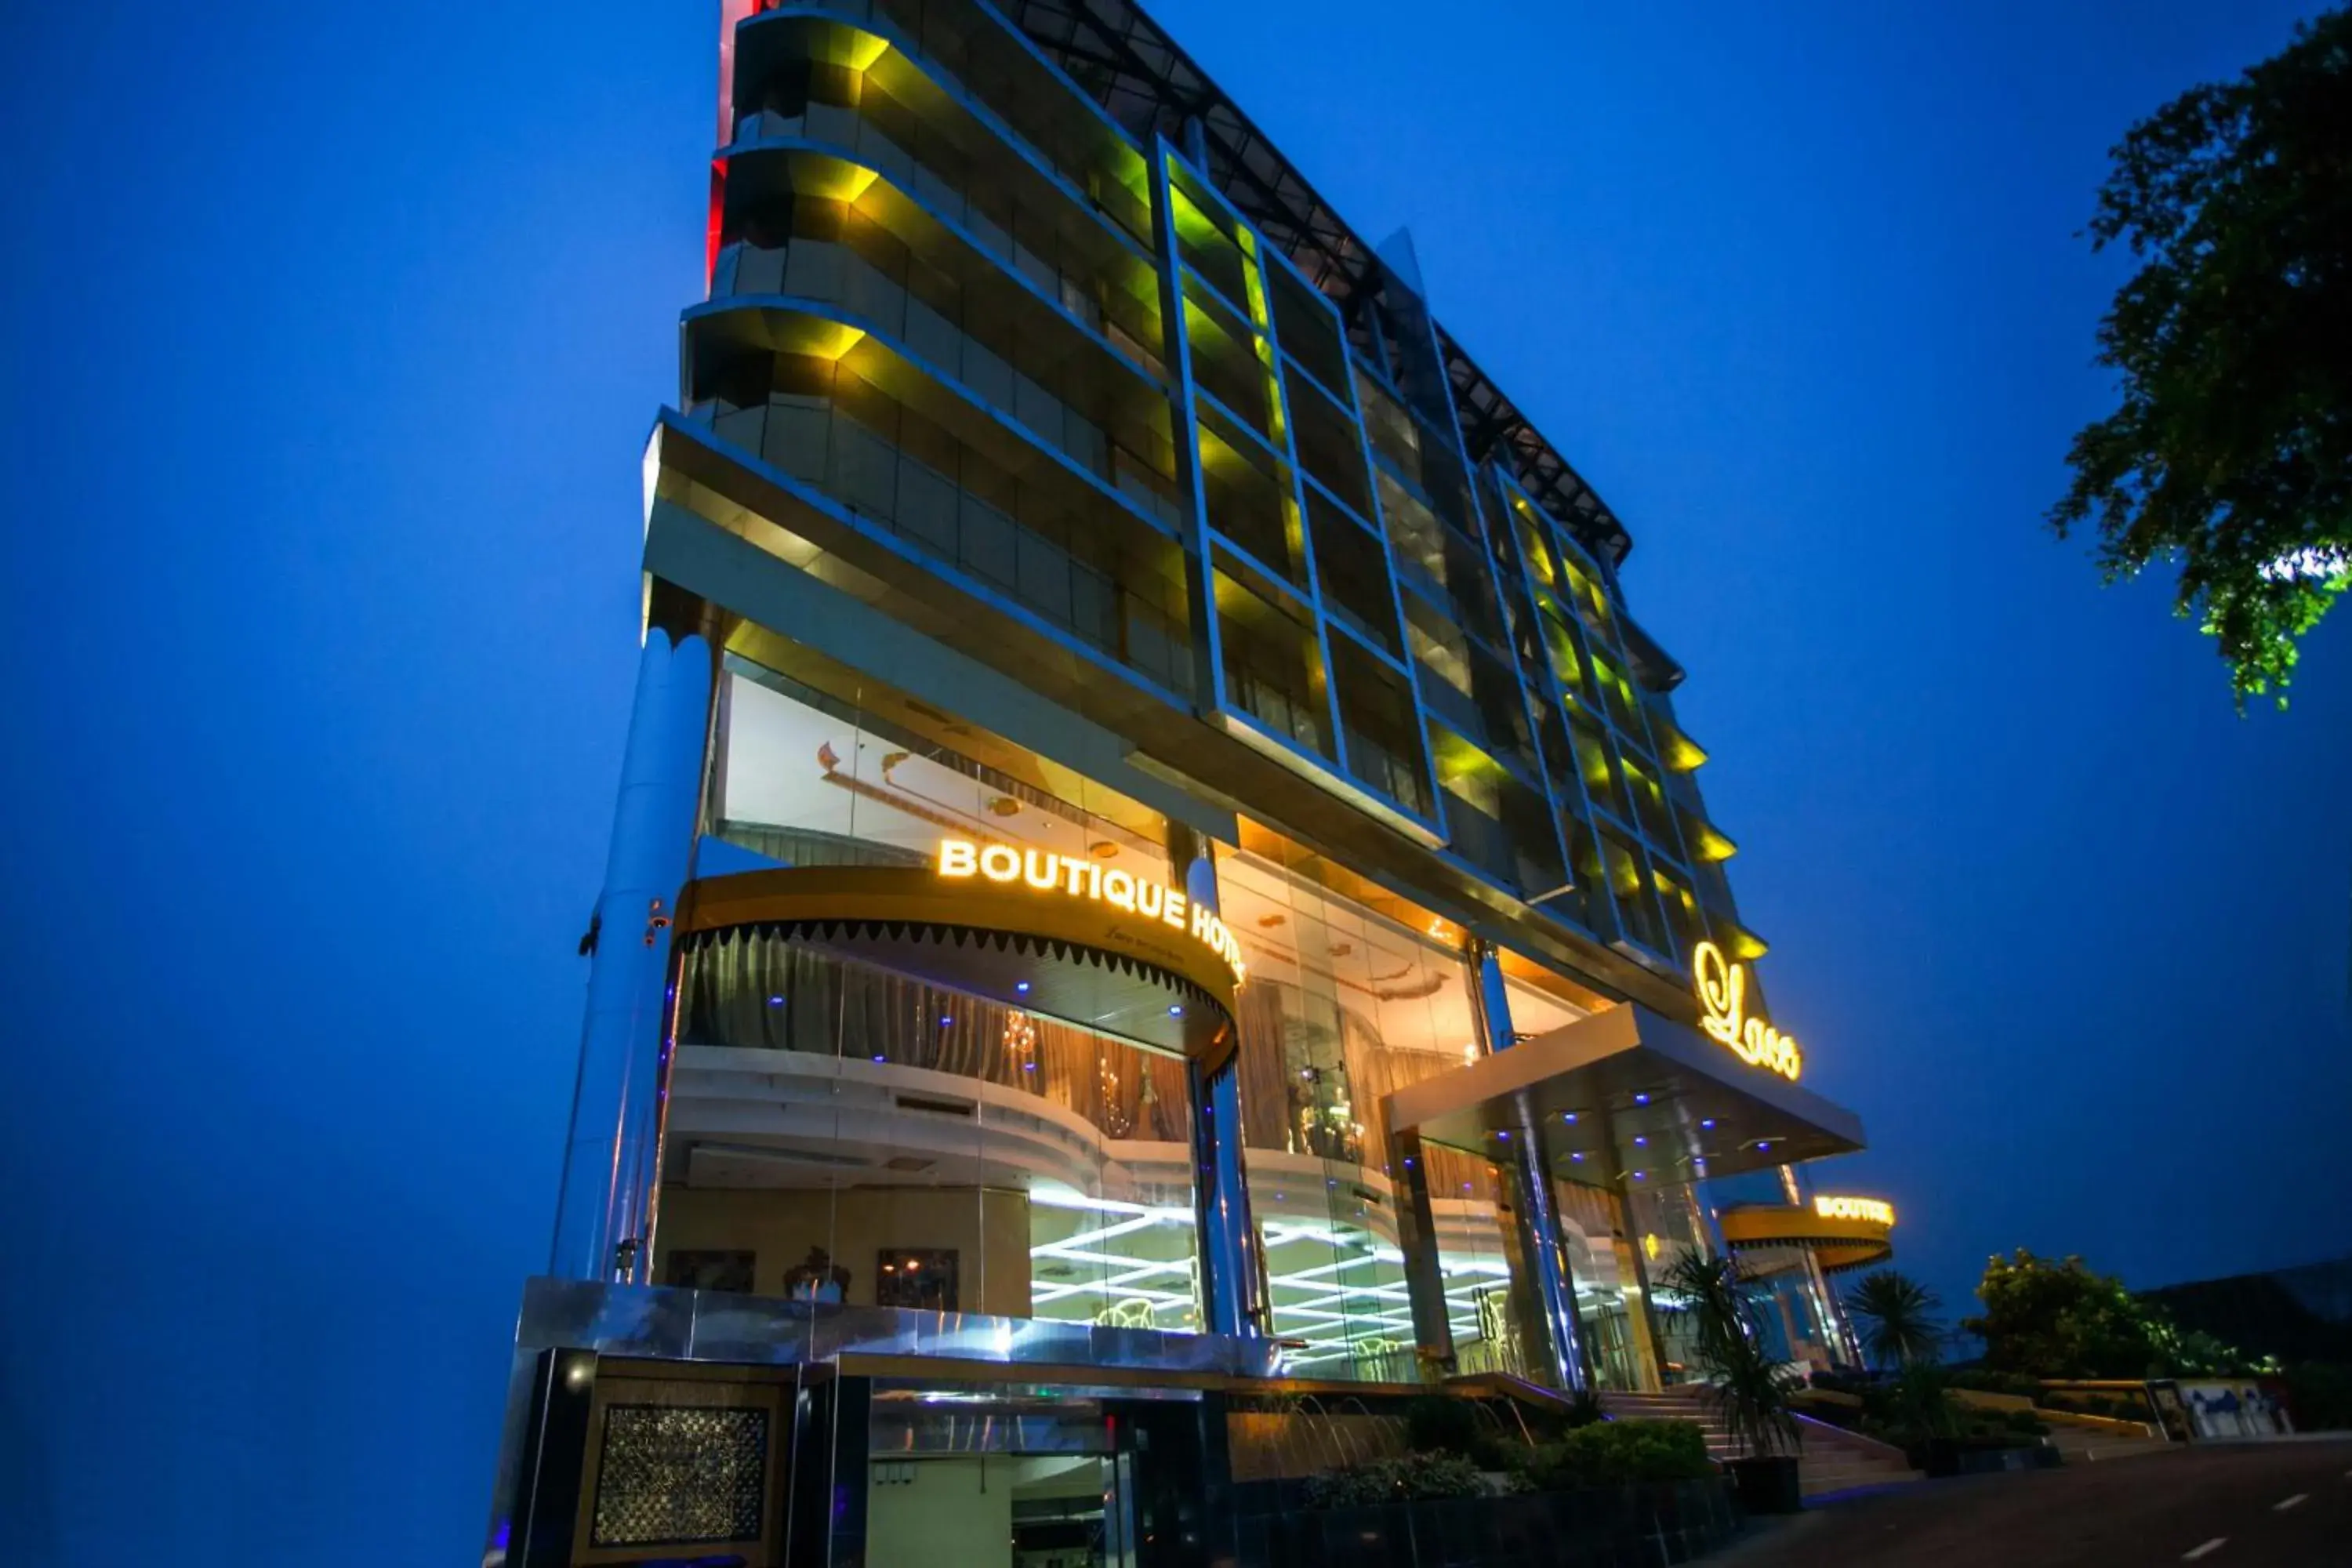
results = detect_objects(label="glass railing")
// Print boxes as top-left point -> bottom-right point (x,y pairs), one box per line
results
728,100 -> 1164,372
708,234 -> 1182,533
1341,724 -> 1432,819
691,394 -> 1193,695
1415,668 -> 1484,744
1440,794 -> 1522,891
1222,662 -> 1330,758
745,0 -> 1156,249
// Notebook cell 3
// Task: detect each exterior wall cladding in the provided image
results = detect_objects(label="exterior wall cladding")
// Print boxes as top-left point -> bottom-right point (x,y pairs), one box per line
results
485,3 -> 1889,1560
686,0 -> 1753,974
579,0 -> 1861,1406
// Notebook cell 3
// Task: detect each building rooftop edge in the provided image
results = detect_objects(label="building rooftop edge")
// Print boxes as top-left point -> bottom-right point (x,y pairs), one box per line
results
994,0 -> 1635,563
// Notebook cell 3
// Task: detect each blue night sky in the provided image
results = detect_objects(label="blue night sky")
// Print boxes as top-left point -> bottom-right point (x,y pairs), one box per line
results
5,1 -> 2347,1560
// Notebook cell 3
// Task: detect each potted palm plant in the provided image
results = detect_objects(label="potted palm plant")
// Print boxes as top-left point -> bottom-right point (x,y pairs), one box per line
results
1663,1254 -> 1805,1514
1844,1269 -> 1945,1370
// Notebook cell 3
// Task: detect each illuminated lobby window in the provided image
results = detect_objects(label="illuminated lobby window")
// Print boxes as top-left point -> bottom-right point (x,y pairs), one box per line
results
1214,844 -> 1535,1378
662,659 -> 1208,1333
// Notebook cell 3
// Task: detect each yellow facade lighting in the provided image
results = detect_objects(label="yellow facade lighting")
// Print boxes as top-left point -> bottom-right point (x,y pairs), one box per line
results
1688,822 -> 1738,863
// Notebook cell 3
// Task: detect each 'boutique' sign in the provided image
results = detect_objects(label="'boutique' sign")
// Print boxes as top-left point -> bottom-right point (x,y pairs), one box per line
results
935,837 -> 1247,985
1814,1195 -> 1895,1227
1691,940 -> 1802,1081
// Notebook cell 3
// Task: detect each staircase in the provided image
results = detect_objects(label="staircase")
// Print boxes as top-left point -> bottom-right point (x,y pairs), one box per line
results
1602,1386 -> 1923,1499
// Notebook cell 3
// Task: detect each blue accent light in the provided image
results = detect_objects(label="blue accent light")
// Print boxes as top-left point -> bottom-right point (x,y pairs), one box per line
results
1634,1093 -> 1650,1105
1015,981 -> 1031,994
1168,1004 -> 1183,1016
872,1054 -> 886,1062
1701,1118 -> 1716,1129
768,996 -> 784,1007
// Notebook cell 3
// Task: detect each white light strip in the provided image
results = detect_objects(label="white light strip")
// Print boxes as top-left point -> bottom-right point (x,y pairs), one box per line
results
1028,1280 -> 1194,1306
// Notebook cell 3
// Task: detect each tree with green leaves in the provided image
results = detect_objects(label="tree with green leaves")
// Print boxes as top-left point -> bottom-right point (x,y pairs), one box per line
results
1963,1250 -> 2165,1378
1844,1269 -> 1947,1370
2050,6 -> 2352,706
1961,1248 -> 2263,1379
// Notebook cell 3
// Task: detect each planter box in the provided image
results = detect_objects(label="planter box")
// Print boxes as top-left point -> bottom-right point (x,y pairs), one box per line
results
1728,1455 -> 1803,1514
1907,1439 -> 2063,1478
1234,1476 -> 1743,1568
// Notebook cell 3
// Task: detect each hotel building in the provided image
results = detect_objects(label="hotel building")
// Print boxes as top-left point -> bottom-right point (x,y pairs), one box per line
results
485,1 -> 1896,1561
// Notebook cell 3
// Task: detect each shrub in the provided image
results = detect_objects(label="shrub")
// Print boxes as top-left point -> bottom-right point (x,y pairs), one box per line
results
1561,1386 -> 1609,1430
1519,1418 -> 1716,1492
1403,1395 -> 1484,1458
1863,1363 -> 1961,1445
1302,1450 -> 1489,1508
1809,1368 -> 1881,1399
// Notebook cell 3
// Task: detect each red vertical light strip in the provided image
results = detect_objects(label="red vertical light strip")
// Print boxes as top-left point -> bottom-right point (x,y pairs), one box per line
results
715,0 -> 757,143
708,0 -> 760,291
706,160 -> 728,289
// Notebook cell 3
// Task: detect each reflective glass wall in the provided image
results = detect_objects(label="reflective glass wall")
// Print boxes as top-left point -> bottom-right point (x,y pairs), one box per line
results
1213,843 -> 1589,1381
665,649 -> 1660,1386
658,654 -> 1202,1330
1700,1165 -> 1846,1370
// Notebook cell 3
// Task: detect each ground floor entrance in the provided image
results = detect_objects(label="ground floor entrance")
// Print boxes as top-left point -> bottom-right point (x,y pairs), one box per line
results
491,1301 -> 1244,1568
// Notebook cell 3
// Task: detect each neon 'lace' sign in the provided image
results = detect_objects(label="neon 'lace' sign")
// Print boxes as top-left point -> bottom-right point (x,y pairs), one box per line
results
1691,940 -> 1802,1080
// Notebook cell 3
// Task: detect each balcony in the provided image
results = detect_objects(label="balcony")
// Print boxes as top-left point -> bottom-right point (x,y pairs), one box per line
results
737,0 -> 1155,252
690,242 -> 1181,534
685,345 -> 1192,695
722,111 -> 1165,372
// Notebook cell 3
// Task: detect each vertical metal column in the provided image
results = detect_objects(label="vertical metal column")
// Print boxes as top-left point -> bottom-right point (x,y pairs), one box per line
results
1507,1093 -> 1591,1392
1468,938 -> 1588,1392
549,625 -> 720,1283
1174,824 -> 1269,1337
1595,1102 -> 1672,1388
1388,1127 -> 1456,1374
1803,1245 -> 1863,1367
1779,1163 -> 1863,1365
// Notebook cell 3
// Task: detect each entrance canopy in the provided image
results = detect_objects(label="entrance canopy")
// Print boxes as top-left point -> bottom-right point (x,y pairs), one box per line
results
1385,1004 -> 1864,1185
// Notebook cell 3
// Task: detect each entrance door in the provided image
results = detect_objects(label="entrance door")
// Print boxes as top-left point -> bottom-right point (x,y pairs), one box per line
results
866,1382 -> 1165,1568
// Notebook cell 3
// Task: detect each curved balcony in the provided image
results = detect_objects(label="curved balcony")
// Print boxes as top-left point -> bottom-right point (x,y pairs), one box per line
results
686,289 -> 1179,538
1719,1199 -> 1896,1274
710,136 -> 1169,441
731,1 -> 1155,257
678,298 -> 1196,697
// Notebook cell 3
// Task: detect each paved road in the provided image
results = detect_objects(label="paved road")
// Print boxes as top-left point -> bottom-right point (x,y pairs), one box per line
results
1715,1441 -> 2352,1566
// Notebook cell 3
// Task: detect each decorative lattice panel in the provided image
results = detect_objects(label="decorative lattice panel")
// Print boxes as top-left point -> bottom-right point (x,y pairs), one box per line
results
590,1404 -> 768,1548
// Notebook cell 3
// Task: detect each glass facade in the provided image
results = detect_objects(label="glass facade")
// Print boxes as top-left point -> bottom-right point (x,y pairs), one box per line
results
667,659 -> 1206,1330
492,2 -> 1889,1562
641,0 -> 1850,1381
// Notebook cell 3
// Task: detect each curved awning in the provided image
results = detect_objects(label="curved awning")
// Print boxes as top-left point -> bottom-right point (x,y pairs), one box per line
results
681,864 -> 1238,1066
1719,1202 -> 1895,1273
